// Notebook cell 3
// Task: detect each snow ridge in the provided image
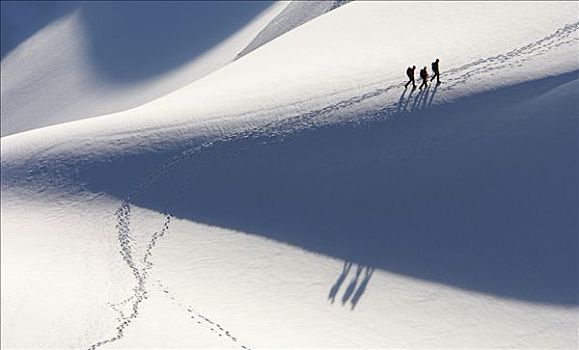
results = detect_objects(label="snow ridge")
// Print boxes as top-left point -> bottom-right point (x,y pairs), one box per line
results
236,0 -> 350,59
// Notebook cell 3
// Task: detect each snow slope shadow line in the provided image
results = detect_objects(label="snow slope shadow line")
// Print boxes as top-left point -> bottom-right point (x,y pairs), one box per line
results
89,22 -> 578,348
123,70 -> 576,305
119,20 -> 578,205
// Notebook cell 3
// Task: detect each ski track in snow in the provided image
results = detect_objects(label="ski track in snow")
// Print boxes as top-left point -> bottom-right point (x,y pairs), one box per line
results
88,21 -> 578,349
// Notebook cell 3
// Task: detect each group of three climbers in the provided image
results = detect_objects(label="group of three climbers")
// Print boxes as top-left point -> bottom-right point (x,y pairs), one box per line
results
405,59 -> 441,90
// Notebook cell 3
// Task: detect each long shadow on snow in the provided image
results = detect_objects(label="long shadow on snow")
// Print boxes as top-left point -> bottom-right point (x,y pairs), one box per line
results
84,72 -> 578,305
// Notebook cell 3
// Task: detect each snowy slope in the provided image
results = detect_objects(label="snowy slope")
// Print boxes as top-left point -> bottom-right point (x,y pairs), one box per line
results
0,1 -> 281,137
1,1 -> 578,349
237,0 -> 349,58
1,1 -> 344,137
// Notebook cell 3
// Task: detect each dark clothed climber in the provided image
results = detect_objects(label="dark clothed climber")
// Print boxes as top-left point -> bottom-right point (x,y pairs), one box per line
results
419,66 -> 429,90
405,66 -> 416,88
430,58 -> 440,84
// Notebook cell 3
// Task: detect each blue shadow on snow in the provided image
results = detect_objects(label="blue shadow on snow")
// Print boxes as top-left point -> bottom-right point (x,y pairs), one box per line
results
76,71 -> 579,306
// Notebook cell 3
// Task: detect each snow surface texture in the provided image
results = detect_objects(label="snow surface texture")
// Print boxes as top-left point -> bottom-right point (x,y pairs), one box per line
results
1,1 -> 578,349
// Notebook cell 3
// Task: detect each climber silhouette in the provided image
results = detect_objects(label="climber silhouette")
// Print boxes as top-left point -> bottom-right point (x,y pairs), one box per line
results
430,58 -> 440,84
405,65 -> 416,88
419,66 -> 429,90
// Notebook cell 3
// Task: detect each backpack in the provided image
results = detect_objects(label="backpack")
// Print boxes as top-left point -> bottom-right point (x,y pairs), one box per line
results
432,61 -> 439,72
